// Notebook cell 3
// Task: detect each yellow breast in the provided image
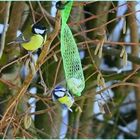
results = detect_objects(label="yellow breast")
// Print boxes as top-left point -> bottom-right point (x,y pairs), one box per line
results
21,35 -> 44,51
58,96 -> 73,108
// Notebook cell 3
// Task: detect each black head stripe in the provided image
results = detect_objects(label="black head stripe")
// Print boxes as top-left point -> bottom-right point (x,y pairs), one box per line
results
52,86 -> 68,99
54,89 -> 66,93
32,23 -> 47,36
54,86 -> 66,92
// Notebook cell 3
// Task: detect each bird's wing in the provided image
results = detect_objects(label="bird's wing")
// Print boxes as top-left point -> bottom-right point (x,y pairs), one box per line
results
7,34 -> 30,45
15,34 -> 30,43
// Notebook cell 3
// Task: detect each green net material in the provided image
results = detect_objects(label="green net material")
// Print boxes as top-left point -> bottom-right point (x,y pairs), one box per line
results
60,1 -> 85,96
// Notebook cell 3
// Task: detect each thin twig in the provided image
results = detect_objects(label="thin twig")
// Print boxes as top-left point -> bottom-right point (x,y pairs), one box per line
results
3,102 -> 18,139
0,53 -> 29,73
0,78 -> 19,90
127,1 -> 140,136
29,1 -> 36,23
38,1 -> 52,27
123,66 -> 140,82
76,82 -> 140,102
53,59 -> 62,88
0,2 -> 11,59
38,68 -> 48,95
0,11 -> 61,130
74,9 -> 140,37
78,40 -> 140,47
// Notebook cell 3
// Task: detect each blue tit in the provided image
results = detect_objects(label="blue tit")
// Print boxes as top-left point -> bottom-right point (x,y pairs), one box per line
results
52,86 -> 74,112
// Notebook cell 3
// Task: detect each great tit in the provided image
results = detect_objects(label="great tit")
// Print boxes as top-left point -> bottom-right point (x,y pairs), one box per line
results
52,86 -> 74,112
21,24 -> 47,51
9,23 -> 47,51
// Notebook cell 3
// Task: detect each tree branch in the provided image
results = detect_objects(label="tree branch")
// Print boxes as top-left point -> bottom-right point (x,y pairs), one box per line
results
127,1 -> 140,136
0,2 -> 11,58
0,11 -> 61,131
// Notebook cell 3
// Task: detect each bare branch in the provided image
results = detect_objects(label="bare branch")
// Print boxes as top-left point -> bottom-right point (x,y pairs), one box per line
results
0,2 -> 11,58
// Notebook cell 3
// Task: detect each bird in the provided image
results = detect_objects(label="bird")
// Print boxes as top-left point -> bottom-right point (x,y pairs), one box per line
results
8,23 -> 47,51
21,23 -> 47,51
52,85 -> 74,112
7,23 -> 47,77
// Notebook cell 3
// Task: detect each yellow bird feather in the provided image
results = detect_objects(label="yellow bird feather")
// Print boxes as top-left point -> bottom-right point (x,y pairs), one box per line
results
21,34 -> 44,51
58,95 -> 73,109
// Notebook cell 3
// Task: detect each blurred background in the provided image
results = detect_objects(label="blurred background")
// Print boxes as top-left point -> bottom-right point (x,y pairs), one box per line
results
0,1 -> 140,139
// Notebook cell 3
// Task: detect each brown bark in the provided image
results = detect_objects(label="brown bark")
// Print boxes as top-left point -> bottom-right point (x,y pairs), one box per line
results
78,2 -> 111,138
127,1 -> 140,136
5,2 -> 25,59
0,2 -> 25,138
0,2 -> 7,23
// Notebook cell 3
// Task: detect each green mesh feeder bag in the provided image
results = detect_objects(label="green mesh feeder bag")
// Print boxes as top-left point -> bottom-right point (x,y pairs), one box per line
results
60,1 -> 85,96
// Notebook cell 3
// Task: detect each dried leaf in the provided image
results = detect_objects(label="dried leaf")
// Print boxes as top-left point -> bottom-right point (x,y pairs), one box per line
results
98,102 -> 112,116
75,106 -> 82,113
100,77 -> 106,88
43,34 -> 47,44
123,17 -> 126,34
98,102 -> 105,114
98,44 -> 103,58
120,46 -> 125,57
53,52 -> 58,62
24,114 -> 32,129
29,61 -> 36,75
122,51 -> 128,66
97,73 -> 101,86
98,38 -> 104,58
97,73 -> 106,88
25,58 -> 30,69
100,38 -> 105,49
94,42 -> 101,55
103,104 -> 112,117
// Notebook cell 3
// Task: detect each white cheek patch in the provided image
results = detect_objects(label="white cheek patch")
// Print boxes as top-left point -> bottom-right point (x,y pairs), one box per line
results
34,28 -> 45,34
54,91 -> 65,97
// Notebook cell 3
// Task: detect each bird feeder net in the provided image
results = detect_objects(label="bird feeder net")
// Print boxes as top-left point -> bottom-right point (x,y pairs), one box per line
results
60,1 -> 85,96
